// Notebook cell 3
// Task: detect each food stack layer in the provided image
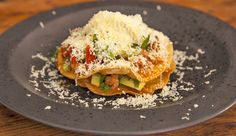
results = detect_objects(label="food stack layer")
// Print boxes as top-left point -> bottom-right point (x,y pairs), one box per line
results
57,11 -> 175,96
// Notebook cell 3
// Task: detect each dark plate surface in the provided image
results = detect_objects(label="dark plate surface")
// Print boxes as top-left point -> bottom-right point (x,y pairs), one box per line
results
0,0 -> 236,135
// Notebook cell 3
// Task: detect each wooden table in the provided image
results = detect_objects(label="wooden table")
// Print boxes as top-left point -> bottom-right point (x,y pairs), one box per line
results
0,0 -> 235,135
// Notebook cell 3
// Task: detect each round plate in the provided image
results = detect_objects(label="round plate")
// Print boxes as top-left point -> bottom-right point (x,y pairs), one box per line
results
0,0 -> 236,135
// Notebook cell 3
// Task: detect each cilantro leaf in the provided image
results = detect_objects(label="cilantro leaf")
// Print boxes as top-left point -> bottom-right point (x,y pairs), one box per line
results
92,34 -> 98,43
131,43 -> 139,48
100,83 -> 111,91
141,35 -> 150,49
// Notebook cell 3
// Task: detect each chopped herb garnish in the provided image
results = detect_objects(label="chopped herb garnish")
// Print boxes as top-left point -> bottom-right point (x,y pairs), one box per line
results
105,45 -> 109,50
62,63 -> 71,71
109,52 -> 115,59
94,50 -> 99,55
100,74 -> 106,83
100,83 -> 111,91
115,55 -> 121,59
133,79 -> 140,88
141,34 -> 150,49
131,43 -> 139,48
92,34 -> 98,43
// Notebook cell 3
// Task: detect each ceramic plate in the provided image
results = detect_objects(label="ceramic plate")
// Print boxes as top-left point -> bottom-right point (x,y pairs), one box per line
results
0,0 -> 236,135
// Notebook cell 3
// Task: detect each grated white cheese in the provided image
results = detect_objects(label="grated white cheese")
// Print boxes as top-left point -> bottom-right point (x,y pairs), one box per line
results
44,106 -> 51,110
29,80 -> 39,87
26,94 -> 31,97
32,53 -> 49,61
63,11 -> 170,78
111,94 -> 158,109
52,10 -> 56,15
181,110 -> 191,121
142,10 -> 148,15
197,48 -> 205,54
186,66 -> 193,71
204,69 -> 217,78
140,115 -> 146,119
195,66 -> 203,70
39,21 -> 45,28
156,5 -> 162,11
181,116 -> 190,120
193,104 -> 199,108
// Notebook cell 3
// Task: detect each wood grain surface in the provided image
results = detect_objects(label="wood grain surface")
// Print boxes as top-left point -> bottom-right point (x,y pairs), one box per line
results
0,0 -> 236,136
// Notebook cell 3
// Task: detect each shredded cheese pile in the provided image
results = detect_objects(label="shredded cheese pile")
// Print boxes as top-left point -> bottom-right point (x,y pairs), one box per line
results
62,11 -> 170,77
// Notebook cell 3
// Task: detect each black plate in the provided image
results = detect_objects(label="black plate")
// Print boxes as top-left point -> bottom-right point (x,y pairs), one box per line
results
0,0 -> 236,135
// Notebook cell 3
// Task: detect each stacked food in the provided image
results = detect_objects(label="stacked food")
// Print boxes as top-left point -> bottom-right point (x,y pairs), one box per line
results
56,11 -> 175,96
